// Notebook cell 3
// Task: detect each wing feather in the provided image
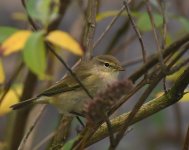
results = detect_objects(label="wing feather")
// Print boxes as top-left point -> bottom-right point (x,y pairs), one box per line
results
38,63 -> 91,97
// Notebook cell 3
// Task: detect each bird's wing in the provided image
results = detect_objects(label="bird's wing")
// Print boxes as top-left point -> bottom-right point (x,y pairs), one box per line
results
38,72 -> 91,97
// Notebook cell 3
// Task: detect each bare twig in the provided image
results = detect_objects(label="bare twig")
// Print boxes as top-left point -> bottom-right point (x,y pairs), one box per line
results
168,58 -> 189,75
18,106 -> 46,150
158,0 -> 167,49
105,1 -> 144,54
23,0 -> 93,99
47,43 -> 93,99
50,116 -> 73,149
33,131 -> 56,150
110,71 -> 163,150
123,0 -> 147,72
93,6 -> 125,49
145,0 -> 166,72
104,114 -> 115,148
83,0 -> 97,60
122,57 -> 143,67
129,33 -> 189,83
183,125 -> 189,150
66,64 -> 189,148
158,0 -> 168,92
8,71 -> 38,150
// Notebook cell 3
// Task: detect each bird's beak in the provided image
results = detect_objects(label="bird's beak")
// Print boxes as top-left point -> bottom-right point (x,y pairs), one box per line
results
118,66 -> 125,71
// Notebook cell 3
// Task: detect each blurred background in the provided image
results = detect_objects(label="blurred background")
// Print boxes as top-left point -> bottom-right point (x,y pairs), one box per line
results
0,0 -> 189,150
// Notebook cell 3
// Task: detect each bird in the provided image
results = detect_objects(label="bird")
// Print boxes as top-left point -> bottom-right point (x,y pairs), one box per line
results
10,55 -> 124,117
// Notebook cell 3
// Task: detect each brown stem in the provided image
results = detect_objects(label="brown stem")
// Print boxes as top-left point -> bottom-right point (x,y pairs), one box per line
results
7,71 -> 38,150
83,0 -> 97,60
183,125 -> 189,150
129,33 -> 189,83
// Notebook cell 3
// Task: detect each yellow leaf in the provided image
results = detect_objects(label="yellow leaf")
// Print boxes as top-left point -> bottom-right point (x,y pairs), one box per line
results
46,30 -> 83,56
0,86 -> 22,116
0,59 -> 5,84
180,92 -> 189,102
1,30 -> 32,56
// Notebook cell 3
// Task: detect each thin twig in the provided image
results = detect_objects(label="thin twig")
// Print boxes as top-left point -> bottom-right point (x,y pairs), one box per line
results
183,125 -> 189,150
18,106 -> 46,150
111,71 -> 163,150
123,0 -> 147,74
158,0 -> 167,92
129,33 -> 189,83
145,0 -> 166,72
33,131 -> 56,150
104,114 -> 115,148
47,43 -> 93,99
0,62 -> 24,104
122,57 -> 143,67
168,58 -> 189,75
93,6 -> 125,49
83,0 -> 97,60
22,0 -> 93,100
105,1 -> 144,54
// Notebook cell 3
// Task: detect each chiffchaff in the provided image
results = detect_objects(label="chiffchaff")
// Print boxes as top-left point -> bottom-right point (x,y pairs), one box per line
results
11,55 -> 124,116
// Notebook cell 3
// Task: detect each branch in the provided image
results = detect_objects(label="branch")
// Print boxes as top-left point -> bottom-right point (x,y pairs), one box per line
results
129,33 -> 189,83
7,71 -> 38,150
93,6 -> 125,49
0,62 -> 24,104
183,125 -> 189,150
83,0 -> 97,60
85,65 -> 189,146
123,0 -> 147,66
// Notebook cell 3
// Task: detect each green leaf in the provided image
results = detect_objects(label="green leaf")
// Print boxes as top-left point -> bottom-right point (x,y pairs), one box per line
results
23,31 -> 47,79
0,26 -> 18,43
96,11 -> 139,22
62,139 -> 76,150
136,12 -> 163,31
178,17 -> 189,32
26,0 -> 59,27
96,11 -> 125,22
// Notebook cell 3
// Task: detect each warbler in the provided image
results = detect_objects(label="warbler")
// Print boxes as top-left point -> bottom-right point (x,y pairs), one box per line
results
11,55 -> 124,116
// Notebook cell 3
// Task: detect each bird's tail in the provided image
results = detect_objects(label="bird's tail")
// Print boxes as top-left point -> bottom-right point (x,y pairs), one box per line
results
10,97 -> 37,110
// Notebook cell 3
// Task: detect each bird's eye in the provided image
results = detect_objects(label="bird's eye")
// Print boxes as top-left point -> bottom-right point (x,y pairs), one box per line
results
104,63 -> 110,67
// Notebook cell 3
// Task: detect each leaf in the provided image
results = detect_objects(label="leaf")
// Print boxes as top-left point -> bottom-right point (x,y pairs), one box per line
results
0,26 -> 18,43
96,11 -> 163,32
26,0 -> 59,27
23,31 -> 47,79
0,86 -> 23,116
1,30 -> 31,56
178,17 -> 189,32
96,11 -> 139,22
0,59 -> 5,84
46,30 -> 84,56
136,12 -> 163,31
96,11 -> 126,22
181,92 -> 189,102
